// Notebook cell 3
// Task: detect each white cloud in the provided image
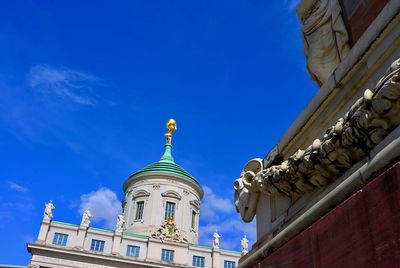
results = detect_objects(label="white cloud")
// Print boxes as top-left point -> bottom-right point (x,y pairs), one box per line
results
8,181 -> 28,193
27,64 -> 100,105
79,187 -> 121,229
201,186 -> 235,220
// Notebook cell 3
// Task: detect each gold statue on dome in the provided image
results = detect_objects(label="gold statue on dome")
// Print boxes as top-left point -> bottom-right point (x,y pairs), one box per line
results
164,118 -> 177,144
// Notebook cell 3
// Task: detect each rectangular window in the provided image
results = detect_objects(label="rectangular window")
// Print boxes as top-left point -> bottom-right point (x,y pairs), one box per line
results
224,260 -> 236,268
52,233 -> 68,246
90,239 -> 105,252
164,202 -> 175,220
135,201 -> 144,220
192,255 -> 205,267
191,210 -> 197,229
126,245 -> 140,257
161,249 -> 174,262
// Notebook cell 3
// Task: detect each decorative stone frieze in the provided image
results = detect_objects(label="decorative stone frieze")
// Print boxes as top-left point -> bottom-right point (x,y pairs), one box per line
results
234,59 -> 400,222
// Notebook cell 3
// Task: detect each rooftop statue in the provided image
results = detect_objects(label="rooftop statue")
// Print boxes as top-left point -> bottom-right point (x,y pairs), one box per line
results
81,208 -> 92,227
115,214 -> 125,232
241,235 -> 249,255
213,230 -> 221,249
43,200 -> 55,220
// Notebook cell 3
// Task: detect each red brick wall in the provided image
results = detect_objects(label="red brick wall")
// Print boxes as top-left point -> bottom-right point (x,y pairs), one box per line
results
339,0 -> 390,44
254,161 -> 400,268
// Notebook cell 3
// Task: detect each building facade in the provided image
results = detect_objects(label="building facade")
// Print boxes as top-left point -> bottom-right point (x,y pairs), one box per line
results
234,0 -> 400,267
27,119 -> 241,268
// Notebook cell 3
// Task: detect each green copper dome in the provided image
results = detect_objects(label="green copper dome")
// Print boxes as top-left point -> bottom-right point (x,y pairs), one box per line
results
123,144 -> 201,190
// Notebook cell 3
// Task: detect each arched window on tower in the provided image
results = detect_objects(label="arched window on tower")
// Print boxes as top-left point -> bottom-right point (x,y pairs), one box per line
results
161,190 -> 181,221
191,210 -> 197,229
135,201 -> 144,220
165,201 -> 176,220
190,200 -> 200,232
131,190 -> 150,224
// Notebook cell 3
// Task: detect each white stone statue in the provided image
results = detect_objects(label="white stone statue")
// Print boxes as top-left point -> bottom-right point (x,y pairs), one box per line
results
241,235 -> 249,255
43,200 -> 55,220
213,230 -> 221,249
115,214 -> 125,232
81,208 -> 92,227
297,0 -> 350,86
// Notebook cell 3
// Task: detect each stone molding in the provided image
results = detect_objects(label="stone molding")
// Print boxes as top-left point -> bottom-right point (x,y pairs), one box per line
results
234,59 -> 400,222
161,190 -> 182,200
190,200 -> 200,210
132,189 -> 151,200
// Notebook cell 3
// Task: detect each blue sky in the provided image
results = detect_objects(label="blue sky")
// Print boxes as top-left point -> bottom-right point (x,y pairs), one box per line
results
0,0 -> 317,264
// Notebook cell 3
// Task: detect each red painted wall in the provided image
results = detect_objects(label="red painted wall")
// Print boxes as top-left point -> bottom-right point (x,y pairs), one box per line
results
254,161 -> 400,268
339,0 -> 390,44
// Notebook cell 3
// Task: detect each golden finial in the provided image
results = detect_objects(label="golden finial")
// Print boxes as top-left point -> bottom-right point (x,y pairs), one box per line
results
164,119 -> 177,144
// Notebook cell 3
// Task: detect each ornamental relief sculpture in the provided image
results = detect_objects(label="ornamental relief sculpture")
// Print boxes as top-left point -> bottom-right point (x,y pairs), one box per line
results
151,217 -> 188,243
235,59 -> 400,222
297,0 -> 350,86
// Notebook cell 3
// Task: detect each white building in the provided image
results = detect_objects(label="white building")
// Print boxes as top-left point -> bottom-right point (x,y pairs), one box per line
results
27,119 -> 242,268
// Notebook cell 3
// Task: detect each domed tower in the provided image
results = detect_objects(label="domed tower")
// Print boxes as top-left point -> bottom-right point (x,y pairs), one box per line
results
122,119 -> 203,244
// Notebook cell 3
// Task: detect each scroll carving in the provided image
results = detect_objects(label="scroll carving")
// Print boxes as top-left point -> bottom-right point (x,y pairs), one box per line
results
235,59 -> 400,222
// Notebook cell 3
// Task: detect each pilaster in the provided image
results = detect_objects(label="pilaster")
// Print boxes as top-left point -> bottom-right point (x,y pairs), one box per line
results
181,189 -> 189,231
150,184 -> 160,225
111,231 -> 122,255
212,248 -> 220,268
75,225 -> 88,249
37,218 -> 51,243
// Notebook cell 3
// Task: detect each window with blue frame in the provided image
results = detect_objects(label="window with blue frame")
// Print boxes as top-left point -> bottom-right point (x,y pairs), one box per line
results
192,255 -> 205,267
161,249 -> 174,262
224,260 -> 236,268
126,245 -> 140,257
52,233 -> 68,246
164,202 -> 175,220
90,239 -> 105,252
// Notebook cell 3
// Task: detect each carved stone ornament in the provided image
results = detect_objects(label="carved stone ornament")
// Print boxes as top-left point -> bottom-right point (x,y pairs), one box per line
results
297,0 -> 350,86
235,59 -> 400,222
151,217 -> 188,243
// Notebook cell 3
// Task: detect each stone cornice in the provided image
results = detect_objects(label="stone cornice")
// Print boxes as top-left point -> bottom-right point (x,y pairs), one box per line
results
234,58 -> 400,222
